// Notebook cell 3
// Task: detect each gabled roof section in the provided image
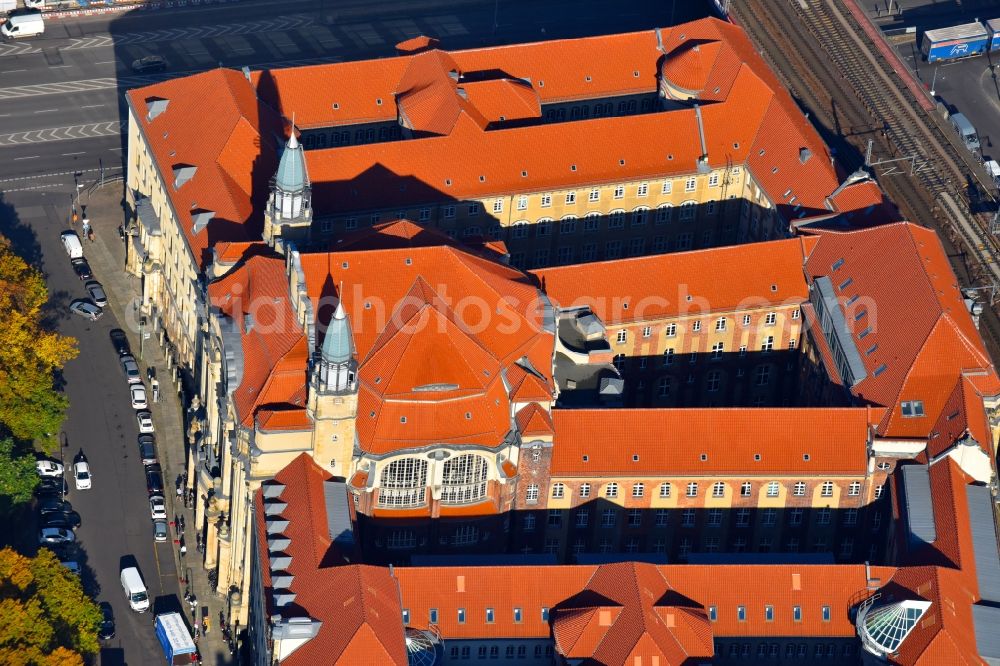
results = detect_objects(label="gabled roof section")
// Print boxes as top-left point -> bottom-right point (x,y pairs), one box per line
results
506,361 -> 553,402
804,222 -> 1000,438
208,253 -> 308,427
515,402 -> 554,437
127,68 -> 284,268
533,237 -> 808,324
460,77 -> 541,124
550,408 -> 872,476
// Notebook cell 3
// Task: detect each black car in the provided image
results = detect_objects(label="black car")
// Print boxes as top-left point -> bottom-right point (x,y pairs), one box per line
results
98,602 -> 115,640
37,498 -> 72,515
40,513 -> 74,531
34,477 -> 67,497
41,510 -> 81,529
145,464 -> 164,495
131,56 -> 167,74
137,435 -> 157,466
71,258 -> 92,281
110,329 -> 130,355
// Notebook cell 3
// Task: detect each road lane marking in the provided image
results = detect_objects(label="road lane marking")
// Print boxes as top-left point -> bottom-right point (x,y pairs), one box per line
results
13,156 -> 39,160
0,120 -> 124,146
2,69 -> 26,73
95,60 -> 116,64
81,104 -> 105,108
49,65 -> 72,69
0,182 -> 69,193
36,109 -> 59,113
61,151 -> 85,156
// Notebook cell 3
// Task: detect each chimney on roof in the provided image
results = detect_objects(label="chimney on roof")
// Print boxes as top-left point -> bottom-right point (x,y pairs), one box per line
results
799,147 -> 813,164
146,97 -> 169,122
693,104 -> 710,174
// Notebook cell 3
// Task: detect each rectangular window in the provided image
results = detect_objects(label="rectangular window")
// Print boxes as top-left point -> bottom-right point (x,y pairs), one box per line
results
765,605 -> 774,621
468,203 -> 480,216
565,192 -> 576,205
659,483 -> 671,498
485,608 -> 494,623
458,608 -> 466,624
655,509 -> 669,526
632,483 -> 644,498
901,400 -> 925,418
517,195 -> 528,211
741,482 -> 752,497
693,320 -> 702,332
613,185 -> 625,199
665,323 -> 677,337
662,180 -> 673,194
848,481 -> 861,496
637,183 -> 648,197
793,606 -> 802,622
513,607 -> 522,623
821,482 -> 834,497
575,511 -> 589,528
737,606 -> 746,621
601,509 -> 616,527
589,188 -> 600,202
540,194 -> 552,207
685,177 -> 697,192
712,482 -> 725,498
492,199 -> 503,213
686,482 -> 698,498
525,484 -> 539,503
580,483 -> 591,498
429,608 -> 438,624
767,482 -> 780,497
627,509 -> 642,527
442,205 -> 456,219
682,509 -> 696,527
765,312 -> 776,326
708,173 -> 720,187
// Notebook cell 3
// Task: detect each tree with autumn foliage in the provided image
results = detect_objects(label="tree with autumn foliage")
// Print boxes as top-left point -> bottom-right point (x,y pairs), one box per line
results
0,548 -> 101,664
0,236 -> 76,451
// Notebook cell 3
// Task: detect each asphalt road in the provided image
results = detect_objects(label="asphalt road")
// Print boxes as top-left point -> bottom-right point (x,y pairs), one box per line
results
0,0 -> 712,662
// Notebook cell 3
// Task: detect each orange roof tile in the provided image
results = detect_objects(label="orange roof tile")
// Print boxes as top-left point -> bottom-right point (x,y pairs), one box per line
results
460,78 -> 540,124
550,408 -> 872,476
506,361 -> 553,402
208,254 -> 308,427
127,69 -> 283,268
534,237 -> 808,324
256,408 -> 311,431
804,222 -> 1000,438
661,39 -> 724,94
515,402 -> 554,437
395,35 -> 439,55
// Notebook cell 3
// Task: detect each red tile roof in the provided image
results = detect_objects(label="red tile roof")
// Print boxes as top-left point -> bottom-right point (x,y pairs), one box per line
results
256,455 -> 408,666
533,237 -> 808,324
506,361 -> 553,402
549,408 -> 873,476
256,408 -> 312,431
804,222 -> 1000,438
208,254 -> 308,427
127,69 -> 283,268
515,402 -> 554,437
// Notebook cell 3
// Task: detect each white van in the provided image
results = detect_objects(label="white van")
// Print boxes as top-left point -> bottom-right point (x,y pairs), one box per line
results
120,567 -> 149,612
985,160 -> 1000,188
60,231 -> 83,259
1,11 -> 44,39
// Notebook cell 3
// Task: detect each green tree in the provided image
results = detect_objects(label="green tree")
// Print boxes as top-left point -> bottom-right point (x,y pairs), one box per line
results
0,237 -> 77,450
0,438 -> 37,504
0,548 -> 99,664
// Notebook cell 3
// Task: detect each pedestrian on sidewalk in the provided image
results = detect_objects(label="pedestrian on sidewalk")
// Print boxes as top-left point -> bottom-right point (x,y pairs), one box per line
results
180,536 -> 187,558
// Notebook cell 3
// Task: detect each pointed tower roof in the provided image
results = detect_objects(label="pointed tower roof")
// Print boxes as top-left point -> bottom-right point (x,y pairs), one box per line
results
321,301 -> 353,364
276,125 -> 307,192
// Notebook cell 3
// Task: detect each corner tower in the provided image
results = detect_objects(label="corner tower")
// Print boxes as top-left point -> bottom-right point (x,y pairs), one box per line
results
264,128 -> 312,248
308,300 -> 358,480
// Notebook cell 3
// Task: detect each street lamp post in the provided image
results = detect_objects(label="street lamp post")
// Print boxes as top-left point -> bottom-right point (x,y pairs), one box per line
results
930,67 -> 939,97
139,316 -> 147,362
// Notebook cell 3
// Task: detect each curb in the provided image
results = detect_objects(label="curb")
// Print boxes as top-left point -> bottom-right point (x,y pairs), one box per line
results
44,0 -> 243,20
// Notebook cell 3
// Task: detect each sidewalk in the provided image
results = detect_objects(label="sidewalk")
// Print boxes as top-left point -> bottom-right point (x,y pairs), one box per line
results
80,182 -> 233,664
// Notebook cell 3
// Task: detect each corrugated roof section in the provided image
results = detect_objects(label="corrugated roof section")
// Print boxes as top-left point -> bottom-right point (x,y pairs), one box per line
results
901,465 -> 937,547
965,484 -> 1000,602
972,604 -> 1000,662
323,480 -> 354,548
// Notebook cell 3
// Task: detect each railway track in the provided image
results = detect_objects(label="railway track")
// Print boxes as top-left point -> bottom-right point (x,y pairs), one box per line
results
730,0 -> 1000,358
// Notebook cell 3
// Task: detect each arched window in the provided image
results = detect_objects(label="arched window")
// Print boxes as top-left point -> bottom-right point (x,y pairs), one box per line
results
631,206 -> 649,226
378,458 -> 428,507
440,454 -> 489,505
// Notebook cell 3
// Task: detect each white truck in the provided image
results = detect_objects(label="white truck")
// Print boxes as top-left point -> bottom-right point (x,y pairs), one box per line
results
985,160 -> 1000,188
1,10 -> 44,39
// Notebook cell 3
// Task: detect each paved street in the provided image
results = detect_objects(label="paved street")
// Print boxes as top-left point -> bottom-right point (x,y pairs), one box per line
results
0,0 -> 711,663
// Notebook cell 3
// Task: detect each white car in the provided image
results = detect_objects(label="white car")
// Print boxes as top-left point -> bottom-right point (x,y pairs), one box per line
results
130,385 -> 148,410
73,461 -> 92,490
36,460 -> 64,477
149,495 -> 167,521
136,411 -> 155,434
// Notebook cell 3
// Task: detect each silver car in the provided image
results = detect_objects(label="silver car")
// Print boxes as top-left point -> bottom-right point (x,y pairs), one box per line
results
69,299 -> 103,321
85,281 -> 108,307
120,355 -> 142,384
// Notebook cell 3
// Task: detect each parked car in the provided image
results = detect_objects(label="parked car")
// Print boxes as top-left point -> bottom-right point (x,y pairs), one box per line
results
131,55 -> 167,74
149,495 -> 167,520
35,460 -> 63,477
36,498 -> 72,515
70,258 -> 92,281
38,527 -> 75,545
84,281 -> 108,307
40,513 -> 72,530
136,411 -> 154,434
98,602 -> 116,640
34,477 -> 67,498
152,520 -> 168,542
130,385 -> 148,410
61,560 -> 82,576
41,510 -> 80,529
73,461 -> 92,490
110,329 -> 130,355
137,435 -> 157,466
145,465 -> 164,495
60,231 -> 83,259
120,355 -> 142,384
69,299 -> 103,321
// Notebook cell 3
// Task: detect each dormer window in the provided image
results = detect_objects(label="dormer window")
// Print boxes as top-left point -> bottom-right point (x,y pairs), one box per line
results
901,401 -> 924,418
